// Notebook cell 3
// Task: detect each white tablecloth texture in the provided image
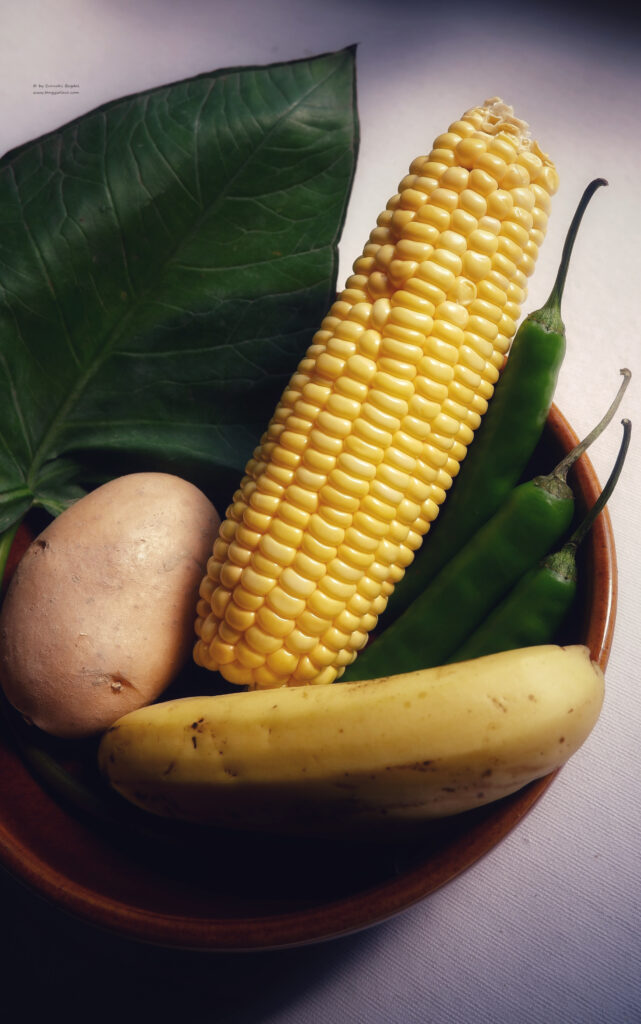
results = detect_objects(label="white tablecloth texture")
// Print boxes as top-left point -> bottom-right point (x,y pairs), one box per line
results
1,3 -> 639,1021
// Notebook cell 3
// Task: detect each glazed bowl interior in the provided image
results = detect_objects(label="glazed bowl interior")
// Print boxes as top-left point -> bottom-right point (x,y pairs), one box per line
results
0,404 -> 616,952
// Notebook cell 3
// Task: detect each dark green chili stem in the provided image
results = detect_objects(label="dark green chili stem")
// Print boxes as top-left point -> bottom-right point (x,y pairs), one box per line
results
534,178 -> 608,332
549,368 -> 630,486
0,689 -> 191,851
565,418 -> 631,554
0,523 -> 19,593
0,688 -> 113,824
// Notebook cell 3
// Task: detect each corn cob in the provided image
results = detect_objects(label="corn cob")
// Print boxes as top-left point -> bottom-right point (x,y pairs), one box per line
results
194,97 -> 559,689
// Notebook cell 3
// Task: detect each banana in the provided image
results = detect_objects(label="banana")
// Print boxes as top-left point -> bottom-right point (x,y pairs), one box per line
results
98,645 -> 604,836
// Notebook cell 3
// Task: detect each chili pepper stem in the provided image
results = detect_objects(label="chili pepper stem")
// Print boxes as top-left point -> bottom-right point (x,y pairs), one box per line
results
537,368 -> 630,499
532,178 -> 608,334
563,416 -> 631,556
533,416 -> 630,582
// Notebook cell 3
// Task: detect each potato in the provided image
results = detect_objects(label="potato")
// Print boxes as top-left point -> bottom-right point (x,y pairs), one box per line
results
0,473 -> 220,738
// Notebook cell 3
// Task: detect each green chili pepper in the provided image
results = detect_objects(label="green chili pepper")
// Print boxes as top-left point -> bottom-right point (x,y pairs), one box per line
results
448,417 -> 631,663
384,178 -> 608,624
341,369 -> 629,681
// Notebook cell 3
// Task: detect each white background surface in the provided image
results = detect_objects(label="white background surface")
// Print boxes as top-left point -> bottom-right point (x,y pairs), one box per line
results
1,2 -> 640,1021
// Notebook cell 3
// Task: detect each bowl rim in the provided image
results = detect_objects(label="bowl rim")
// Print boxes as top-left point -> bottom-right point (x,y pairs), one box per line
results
0,403 -> 618,951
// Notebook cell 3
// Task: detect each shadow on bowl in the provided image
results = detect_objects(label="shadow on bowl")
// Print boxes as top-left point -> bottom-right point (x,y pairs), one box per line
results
0,404 -> 616,952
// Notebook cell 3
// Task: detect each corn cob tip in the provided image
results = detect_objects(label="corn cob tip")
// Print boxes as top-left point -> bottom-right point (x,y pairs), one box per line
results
467,97 -> 557,187
476,97 -> 531,144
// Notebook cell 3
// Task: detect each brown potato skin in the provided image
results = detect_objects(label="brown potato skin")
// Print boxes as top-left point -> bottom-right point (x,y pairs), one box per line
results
0,473 -> 220,738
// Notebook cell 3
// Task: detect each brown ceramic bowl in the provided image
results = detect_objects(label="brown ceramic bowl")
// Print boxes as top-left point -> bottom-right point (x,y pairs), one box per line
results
0,405 -> 616,952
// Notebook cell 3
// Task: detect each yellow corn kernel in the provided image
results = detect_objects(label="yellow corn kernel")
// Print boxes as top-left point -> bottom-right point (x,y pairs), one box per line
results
194,97 -> 557,688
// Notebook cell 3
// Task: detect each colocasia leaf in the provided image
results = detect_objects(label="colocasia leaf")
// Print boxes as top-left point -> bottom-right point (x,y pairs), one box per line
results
0,48 -> 358,537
